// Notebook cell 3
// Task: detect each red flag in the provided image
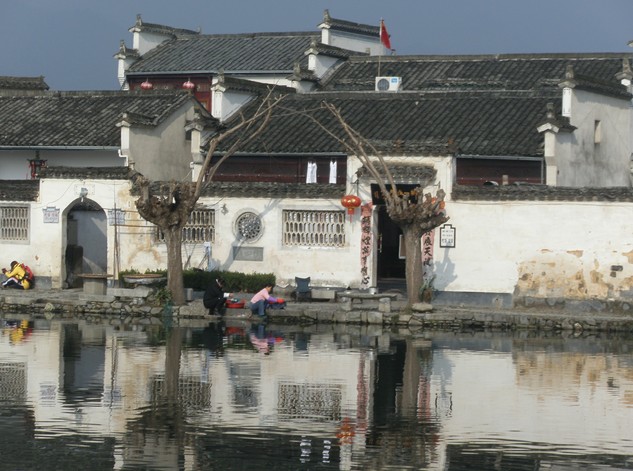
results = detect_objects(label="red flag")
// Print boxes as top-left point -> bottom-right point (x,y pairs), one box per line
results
380,19 -> 391,50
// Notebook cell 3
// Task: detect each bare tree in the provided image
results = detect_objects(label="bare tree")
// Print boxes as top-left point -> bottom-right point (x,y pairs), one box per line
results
134,91 -> 285,305
313,101 -> 449,306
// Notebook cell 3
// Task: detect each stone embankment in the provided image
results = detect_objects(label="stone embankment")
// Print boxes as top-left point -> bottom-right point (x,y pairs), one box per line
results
1,287 -> 633,332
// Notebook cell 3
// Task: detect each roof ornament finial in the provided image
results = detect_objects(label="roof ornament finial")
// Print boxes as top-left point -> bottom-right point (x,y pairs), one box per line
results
546,102 -> 556,120
136,14 -> 142,26
323,9 -> 331,23
217,68 -> 225,84
293,62 -> 301,76
565,64 -> 574,80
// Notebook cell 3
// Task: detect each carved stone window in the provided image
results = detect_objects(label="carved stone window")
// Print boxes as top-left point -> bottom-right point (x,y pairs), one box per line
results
282,210 -> 345,247
156,208 -> 214,243
235,211 -> 263,242
0,206 -> 29,241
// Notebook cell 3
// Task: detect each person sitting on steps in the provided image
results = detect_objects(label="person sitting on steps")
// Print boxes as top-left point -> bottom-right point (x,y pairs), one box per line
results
2,261 -> 31,290
250,284 -> 277,318
203,278 -> 232,316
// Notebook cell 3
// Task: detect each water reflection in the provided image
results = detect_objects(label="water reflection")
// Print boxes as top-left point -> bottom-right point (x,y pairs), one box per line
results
1,316 -> 632,470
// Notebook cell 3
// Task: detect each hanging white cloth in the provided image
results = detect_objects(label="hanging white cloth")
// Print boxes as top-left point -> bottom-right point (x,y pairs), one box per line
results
306,161 -> 317,183
329,160 -> 337,184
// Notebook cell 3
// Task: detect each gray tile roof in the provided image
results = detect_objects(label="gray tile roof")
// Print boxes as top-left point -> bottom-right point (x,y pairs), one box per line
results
218,90 -> 557,157
126,32 -> 319,75
452,184 -> 633,202
0,180 -> 39,201
321,10 -> 380,37
0,76 -> 49,91
40,166 -> 132,180
130,179 -> 344,200
129,14 -> 199,38
322,53 -> 632,92
198,181 -> 345,199
0,90 -> 197,148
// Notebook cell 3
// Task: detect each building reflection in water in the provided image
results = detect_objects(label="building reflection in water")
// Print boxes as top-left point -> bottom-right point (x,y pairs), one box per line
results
0,317 -> 632,470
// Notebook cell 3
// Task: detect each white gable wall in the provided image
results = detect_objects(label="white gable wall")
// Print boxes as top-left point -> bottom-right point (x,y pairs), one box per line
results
127,102 -> 196,181
133,30 -> 170,56
556,88 -> 631,187
211,88 -> 255,122
324,29 -> 385,56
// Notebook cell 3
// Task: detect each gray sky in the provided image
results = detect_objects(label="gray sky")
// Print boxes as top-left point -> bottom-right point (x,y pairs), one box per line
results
3,0 -> 633,91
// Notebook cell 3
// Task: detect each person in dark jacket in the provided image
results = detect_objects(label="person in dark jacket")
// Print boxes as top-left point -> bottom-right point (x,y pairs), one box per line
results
203,278 -> 231,316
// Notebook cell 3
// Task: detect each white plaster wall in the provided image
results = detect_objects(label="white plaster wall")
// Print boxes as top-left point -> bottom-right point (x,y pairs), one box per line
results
326,30 -> 384,56
212,89 -> 255,122
557,89 -> 631,187
129,102 -> 195,181
121,195 -> 365,288
37,178 -> 135,288
133,31 -> 168,55
433,199 -> 633,300
308,54 -> 340,79
231,74 -> 295,89
0,149 -> 122,180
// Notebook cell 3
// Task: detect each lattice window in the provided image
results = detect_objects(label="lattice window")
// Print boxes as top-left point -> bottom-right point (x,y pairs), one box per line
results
277,383 -> 342,422
282,210 -> 345,247
151,375 -> 211,410
0,206 -> 29,241
156,208 -> 215,243
0,362 -> 27,401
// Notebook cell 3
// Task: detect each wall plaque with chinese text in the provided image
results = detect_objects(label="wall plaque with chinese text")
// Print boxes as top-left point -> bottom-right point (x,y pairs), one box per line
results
439,224 -> 455,248
108,209 -> 125,226
233,246 -> 264,261
43,207 -> 59,224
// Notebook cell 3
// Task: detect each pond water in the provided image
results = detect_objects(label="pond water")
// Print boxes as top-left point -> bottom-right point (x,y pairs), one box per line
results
1,315 -> 632,470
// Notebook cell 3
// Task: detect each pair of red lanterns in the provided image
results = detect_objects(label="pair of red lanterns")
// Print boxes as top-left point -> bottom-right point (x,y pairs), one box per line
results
139,79 -> 195,91
341,194 -> 361,221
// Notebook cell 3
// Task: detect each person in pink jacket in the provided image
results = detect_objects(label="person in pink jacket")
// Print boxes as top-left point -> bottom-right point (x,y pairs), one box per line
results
250,284 -> 277,317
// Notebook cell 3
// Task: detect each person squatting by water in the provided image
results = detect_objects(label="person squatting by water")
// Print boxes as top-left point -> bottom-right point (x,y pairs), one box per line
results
250,284 -> 277,318
2,261 -> 31,290
203,278 -> 232,316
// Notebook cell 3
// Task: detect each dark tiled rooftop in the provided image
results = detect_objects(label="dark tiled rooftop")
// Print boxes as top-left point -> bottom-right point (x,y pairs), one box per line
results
0,90 -> 197,147
218,90 -> 556,157
0,180 -> 39,201
130,180 -> 345,200
321,11 -> 380,37
452,184 -> 633,201
322,54 -> 631,92
0,76 -> 49,91
126,33 -> 319,75
129,14 -> 199,38
40,166 -> 132,180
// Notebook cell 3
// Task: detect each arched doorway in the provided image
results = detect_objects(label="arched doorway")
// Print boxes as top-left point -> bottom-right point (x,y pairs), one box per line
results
64,198 -> 107,288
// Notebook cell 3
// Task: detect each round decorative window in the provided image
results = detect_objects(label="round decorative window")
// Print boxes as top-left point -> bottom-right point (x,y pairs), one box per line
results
235,211 -> 263,242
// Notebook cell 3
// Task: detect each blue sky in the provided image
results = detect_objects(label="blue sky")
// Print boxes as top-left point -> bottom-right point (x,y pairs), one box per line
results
3,0 -> 633,90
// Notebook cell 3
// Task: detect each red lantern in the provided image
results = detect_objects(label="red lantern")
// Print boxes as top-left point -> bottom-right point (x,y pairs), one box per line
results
182,79 -> 195,91
341,195 -> 361,221
140,79 -> 153,90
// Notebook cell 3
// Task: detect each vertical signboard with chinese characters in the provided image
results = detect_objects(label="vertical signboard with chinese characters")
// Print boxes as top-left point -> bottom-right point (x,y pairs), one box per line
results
439,224 -> 456,248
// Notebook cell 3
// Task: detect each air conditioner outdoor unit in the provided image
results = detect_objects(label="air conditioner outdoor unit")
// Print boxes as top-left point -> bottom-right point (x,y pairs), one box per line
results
375,76 -> 402,92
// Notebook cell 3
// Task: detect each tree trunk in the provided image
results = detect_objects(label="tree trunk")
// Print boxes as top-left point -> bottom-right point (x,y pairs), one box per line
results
403,225 -> 424,305
164,326 -> 182,402
164,228 -> 185,306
